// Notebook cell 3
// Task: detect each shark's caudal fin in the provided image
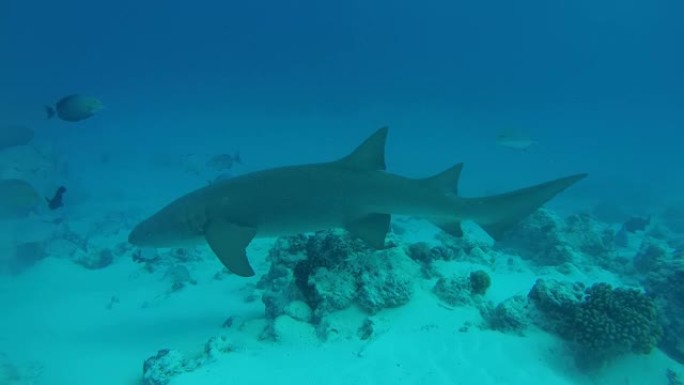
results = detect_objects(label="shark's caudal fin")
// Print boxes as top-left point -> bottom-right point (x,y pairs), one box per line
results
464,173 -> 588,240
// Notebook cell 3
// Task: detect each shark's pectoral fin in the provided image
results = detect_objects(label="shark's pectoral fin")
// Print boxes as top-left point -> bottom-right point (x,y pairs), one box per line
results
345,213 -> 390,248
431,220 -> 463,237
479,222 -> 510,241
205,219 -> 257,277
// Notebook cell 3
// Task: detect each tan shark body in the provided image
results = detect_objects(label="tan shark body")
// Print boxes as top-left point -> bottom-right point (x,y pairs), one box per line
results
129,127 -> 586,277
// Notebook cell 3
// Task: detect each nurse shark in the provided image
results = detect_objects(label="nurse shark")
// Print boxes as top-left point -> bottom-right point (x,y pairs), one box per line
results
129,127 -> 586,277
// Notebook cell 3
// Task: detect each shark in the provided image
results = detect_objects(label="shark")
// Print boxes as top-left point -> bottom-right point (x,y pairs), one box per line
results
128,127 -> 586,277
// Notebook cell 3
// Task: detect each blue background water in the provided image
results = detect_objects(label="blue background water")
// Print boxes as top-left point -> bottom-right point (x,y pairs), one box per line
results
2,0 -> 683,211
1,2 -> 683,383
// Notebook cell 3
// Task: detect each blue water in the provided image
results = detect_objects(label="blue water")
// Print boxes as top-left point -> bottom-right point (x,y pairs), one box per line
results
2,0 -> 683,383
4,0 -> 682,197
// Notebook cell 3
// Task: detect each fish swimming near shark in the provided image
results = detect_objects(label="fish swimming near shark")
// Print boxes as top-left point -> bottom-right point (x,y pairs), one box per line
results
207,152 -> 242,171
0,125 -> 34,151
0,179 -> 41,218
129,127 -> 586,277
46,94 -> 103,122
496,129 -> 537,151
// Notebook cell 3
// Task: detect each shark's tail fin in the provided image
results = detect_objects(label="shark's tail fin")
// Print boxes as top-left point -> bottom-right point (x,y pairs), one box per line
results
462,173 -> 587,240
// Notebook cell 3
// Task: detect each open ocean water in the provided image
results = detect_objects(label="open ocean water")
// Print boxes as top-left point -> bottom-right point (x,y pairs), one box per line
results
1,0 -> 683,384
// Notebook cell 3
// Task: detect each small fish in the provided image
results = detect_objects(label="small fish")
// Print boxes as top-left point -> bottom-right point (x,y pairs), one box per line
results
206,152 -> 242,171
0,125 -> 34,151
46,94 -> 103,122
0,179 -> 41,218
207,172 -> 235,185
496,129 -> 537,151
621,216 -> 650,233
46,186 -> 67,210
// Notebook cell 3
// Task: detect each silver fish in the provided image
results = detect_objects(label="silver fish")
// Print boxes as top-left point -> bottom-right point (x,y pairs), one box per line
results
496,129 -> 537,151
206,152 -> 242,171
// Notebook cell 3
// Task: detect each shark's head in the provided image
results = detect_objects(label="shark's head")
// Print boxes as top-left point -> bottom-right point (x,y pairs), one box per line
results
128,204 -> 204,248
128,217 -> 167,247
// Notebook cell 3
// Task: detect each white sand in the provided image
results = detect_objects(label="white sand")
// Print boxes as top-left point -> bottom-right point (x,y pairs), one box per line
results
0,217 -> 680,385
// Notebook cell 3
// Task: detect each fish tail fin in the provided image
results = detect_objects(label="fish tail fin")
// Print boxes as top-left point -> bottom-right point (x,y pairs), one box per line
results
462,173 -> 587,240
45,105 -> 55,119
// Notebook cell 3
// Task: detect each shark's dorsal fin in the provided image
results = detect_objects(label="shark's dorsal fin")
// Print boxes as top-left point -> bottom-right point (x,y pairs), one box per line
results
336,126 -> 388,170
421,162 -> 464,195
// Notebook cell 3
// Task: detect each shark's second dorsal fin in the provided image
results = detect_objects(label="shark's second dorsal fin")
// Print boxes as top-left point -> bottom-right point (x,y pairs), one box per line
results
421,162 -> 464,195
336,126 -> 388,170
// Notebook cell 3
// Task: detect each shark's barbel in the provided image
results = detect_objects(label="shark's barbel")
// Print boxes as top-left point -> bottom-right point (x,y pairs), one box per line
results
128,127 -> 586,277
